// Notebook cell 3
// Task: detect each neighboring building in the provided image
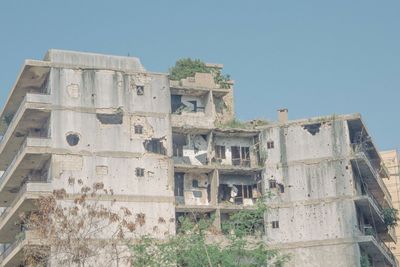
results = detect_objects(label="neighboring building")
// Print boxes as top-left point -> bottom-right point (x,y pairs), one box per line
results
381,150 -> 400,262
263,112 -> 397,267
0,50 -> 397,267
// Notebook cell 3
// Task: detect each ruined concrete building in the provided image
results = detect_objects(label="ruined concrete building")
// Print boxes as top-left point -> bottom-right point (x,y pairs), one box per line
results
0,50 -> 397,266
381,150 -> 400,262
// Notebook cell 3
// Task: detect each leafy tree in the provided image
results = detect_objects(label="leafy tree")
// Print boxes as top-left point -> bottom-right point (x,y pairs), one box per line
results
131,199 -> 289,267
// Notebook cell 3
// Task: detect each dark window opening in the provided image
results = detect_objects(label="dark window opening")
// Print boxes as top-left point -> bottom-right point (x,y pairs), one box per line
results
231,146 -> 250,167
144,138 -> 166,155
219,184 -> 258,205
278,183 -> 284,193
193,191 -> 202,198
267,141 -> 274,149
134,125 -> 143,134
272,221 -> 279,229
174,173 -> 184,197
173,134 -> 186,157
192,179 -> 199,188
136,85 -> 144,95
215,145 -> 226,160
96,113 -> 123,125
136,168 -> 145,177
241,147 -> 250,166
66,133 -> 80,146
188,101 -> 198,112
171,95 -> 183,113
303,123 -> 322,135
269,179 -> 277,189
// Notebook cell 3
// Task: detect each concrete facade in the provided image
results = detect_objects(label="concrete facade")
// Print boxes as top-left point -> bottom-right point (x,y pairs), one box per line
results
262,114 -> 397,267
381,150 -> 400,263
0,50 -> 397,267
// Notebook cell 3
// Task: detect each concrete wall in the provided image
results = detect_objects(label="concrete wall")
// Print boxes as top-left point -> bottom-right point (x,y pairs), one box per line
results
262,118 -> 362,266
47,64 -> 175,243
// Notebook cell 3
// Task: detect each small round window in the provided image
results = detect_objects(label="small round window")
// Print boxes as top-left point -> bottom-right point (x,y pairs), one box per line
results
66,133 -> 80,146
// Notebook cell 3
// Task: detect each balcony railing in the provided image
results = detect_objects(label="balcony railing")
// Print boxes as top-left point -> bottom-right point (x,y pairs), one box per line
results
0,137 -> 51,201
0,182 -> 51,221
351,143 -> 392,203
359,227 -> 397,266
0,93 -> 50,147
0,231 -> 25,263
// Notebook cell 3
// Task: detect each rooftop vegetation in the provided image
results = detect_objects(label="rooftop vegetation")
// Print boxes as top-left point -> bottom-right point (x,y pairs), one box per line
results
169,58 -> 231,88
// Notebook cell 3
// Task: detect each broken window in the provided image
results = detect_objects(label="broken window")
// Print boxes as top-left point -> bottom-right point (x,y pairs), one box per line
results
174,173 -> 184,197
267,141 -> 274,149
96,113 -> 123,125
193,191 -> 202,198
241,147 -> 250,166
218,174 -> 260,205
135,168 -> 145,177
188,101 -> 198,112
303,123 -> 321,135
171,95 -> 205,114
214,96 -> 227,114
231,146 -> 250,167
66,133 -> 80,146
278,183 -> 284,193
272,221 -> 279,229
173,134 -> 186,157
215,145 -> 226,160
136,85 -> 144,95
242,185 -> 254,199
171,95 -> 183,113
269,179 -> 277,189
134,125 -> 143,134
192,179 -> 199,188
144,138 -> 166,155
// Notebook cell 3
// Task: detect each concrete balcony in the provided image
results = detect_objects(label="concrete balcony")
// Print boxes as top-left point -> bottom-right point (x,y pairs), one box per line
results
0,230 -> 44,267
355,195 -> 397,243
0,59 -> 51,135
0,93 -> 51,171
351,148 -> 392,208
0,137 -> 51,206
357,235 -> 398,267
0,183 -> 52,243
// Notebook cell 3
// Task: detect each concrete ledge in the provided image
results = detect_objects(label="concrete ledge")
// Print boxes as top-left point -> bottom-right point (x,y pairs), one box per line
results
0,231 -> 44,267
0,183 -> 52,243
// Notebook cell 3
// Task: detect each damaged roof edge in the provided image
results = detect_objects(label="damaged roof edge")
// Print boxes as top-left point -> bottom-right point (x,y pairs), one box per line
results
257,113 -> 362,129
44,49 -> 146,72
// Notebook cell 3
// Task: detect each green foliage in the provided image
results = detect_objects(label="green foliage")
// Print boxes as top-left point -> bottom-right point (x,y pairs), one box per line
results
169,58 -> 231,88
218,118 -> 248,129
217,118 -> 270,130
360,254 -> 371,267
382,207 -> 399,227
3,113 -> 15,126
131,199 -> 289,267
364,228 -> 374,236
169,58 -> 210,81
222,199 -> 267,238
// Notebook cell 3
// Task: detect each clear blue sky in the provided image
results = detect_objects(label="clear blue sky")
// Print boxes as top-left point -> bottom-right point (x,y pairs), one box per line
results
0,1 -> 399,150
